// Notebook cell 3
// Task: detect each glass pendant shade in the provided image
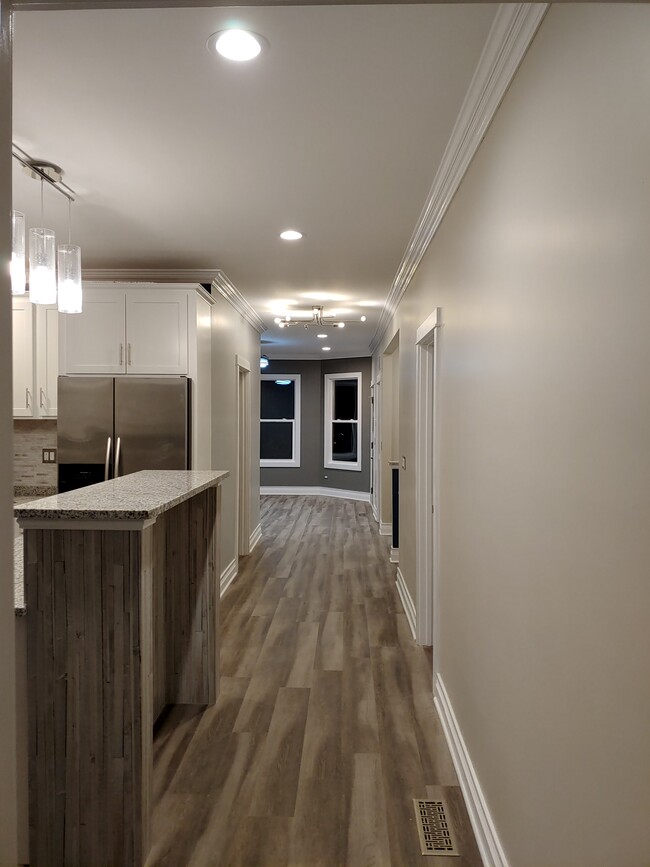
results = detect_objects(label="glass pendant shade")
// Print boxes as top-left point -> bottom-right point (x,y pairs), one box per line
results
11,211 -> 26,296
57,244 -> 83,313
29,228 -> 57,305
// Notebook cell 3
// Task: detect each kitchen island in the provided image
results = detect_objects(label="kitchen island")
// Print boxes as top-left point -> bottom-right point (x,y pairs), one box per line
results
15,469 -> 229,867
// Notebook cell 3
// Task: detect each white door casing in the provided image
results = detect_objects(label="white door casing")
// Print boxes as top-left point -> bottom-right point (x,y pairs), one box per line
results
415,308 -> 442,662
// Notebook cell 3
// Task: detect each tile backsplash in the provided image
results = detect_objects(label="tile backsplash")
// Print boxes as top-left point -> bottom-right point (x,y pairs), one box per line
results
14,420 -> 57,492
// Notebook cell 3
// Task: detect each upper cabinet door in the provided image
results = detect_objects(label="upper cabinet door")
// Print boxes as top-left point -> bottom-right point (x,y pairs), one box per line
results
125,291 -> 188,375
63,290 -> 126,374
35,305 -> 59,417
12,299 -> 34,417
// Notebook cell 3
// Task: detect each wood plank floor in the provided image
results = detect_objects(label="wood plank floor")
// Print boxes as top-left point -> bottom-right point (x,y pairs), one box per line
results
147,496 -> 482,867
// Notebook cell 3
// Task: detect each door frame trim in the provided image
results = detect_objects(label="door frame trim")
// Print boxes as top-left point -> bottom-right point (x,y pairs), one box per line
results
415,308 -> 442,655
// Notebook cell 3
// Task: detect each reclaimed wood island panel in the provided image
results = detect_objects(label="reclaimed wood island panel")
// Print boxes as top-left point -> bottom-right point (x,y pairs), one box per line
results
15,469 -> 229,867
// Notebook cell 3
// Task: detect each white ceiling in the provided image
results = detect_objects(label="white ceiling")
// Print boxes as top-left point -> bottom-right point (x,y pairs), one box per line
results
12,4 -> 497,357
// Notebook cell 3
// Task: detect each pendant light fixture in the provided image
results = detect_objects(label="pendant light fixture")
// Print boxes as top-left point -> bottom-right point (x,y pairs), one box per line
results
12,145 -> 80,311
58,198 -> 82,314
10,210 -> 26,295
29,178 -> 57,305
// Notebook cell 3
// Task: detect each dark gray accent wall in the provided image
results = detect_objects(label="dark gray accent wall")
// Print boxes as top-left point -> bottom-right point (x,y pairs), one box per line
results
260,356 -> 372,493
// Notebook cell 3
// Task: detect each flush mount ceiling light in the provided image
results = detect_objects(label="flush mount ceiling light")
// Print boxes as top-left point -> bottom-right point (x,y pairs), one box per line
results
275,305 -> 366,330
317,334 -> 327,339
260,355 -> 269,369
207,29 -> 264,62
322,346 -> 331,351
275,379 -> 292,386
280,230 -> 303,241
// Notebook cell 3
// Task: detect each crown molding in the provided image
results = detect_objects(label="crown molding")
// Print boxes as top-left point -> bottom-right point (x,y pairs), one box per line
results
369,2 -> 548,355
211,271 -> 267,334
82,267 -> 219,284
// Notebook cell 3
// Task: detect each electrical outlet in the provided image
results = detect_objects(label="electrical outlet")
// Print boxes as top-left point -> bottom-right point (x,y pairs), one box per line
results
42,448 -> 57,464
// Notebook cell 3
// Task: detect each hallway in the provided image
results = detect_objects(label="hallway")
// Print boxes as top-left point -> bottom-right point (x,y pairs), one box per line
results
147,495 -> 481,866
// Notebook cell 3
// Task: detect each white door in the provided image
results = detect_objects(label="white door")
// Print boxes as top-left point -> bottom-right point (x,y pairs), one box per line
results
12,299 -> 34,417
126,291 -> 188,375
35,305 -> 58,417
63,290 -> 126,374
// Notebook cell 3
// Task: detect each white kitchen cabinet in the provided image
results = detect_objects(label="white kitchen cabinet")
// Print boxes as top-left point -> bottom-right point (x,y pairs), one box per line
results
12,299 -> 59,418
63,289 -> 126,374
35,305 -> 59,417
12,299 -> 34,417
125,290 -> 188,375
61,285 -> 189,376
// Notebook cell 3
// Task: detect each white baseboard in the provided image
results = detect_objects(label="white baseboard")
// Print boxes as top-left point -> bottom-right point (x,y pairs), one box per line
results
390,546 -> 399,564
395,567 -> 416,641
220,558 -> 238,598
249,523 -> 262,552
379,522 -> 392,536
260,485 -> 371,503
434,675 -> 509,867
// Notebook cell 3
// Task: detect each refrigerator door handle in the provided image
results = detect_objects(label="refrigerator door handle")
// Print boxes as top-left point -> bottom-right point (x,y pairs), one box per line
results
115,436 -> 121,478
104,436 -> 112,481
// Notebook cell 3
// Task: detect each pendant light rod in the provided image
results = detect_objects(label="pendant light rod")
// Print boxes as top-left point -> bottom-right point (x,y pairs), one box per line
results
12,143 -> 76,203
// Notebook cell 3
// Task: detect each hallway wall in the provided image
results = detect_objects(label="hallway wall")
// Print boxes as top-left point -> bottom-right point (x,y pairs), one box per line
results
210,293 -> 261,573
377,5 -> 650,866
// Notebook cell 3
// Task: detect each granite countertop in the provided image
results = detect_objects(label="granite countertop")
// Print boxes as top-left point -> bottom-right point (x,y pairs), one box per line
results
15,469 -> 229,523
14,536 -> 25,616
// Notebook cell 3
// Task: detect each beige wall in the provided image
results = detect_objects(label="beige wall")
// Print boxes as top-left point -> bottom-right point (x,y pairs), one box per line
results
210,292 -> 261,577
377,5 -> 650,865
0,1 -> 18,862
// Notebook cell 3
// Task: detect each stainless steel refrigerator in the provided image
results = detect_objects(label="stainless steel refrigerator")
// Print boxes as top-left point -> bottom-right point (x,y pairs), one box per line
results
57,376 -> 190,493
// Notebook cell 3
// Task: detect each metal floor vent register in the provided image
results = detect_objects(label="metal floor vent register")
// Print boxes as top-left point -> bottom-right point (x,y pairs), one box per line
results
413,798 -> 460,857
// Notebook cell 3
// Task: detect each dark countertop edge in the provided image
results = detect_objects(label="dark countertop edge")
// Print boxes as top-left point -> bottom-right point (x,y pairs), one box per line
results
15,470 -> 229,523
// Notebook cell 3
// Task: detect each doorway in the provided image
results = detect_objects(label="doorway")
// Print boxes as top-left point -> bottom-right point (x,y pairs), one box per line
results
415,309 -> 441,660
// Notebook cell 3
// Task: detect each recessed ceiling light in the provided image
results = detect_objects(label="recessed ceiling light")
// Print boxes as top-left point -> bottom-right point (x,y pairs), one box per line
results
207,30 -> 263,62
360,315 -> 367,322
275,380 -> 292,386
322,346 -> 331,351
280,230 -> 303,241
317,334 -> 327,339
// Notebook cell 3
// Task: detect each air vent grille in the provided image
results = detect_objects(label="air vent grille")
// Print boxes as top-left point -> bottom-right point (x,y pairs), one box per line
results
413,798 -> 460,857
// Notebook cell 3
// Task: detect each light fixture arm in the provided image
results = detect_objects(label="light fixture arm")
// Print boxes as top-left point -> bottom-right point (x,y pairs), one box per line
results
12,143 -> 76,203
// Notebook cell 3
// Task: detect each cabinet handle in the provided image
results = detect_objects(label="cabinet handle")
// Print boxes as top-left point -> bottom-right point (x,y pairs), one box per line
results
39,388 -> 45,409
104,436 -> 112,481
127,343 -> 132,367
25,388 -> 31,409
119,343 -> 124,366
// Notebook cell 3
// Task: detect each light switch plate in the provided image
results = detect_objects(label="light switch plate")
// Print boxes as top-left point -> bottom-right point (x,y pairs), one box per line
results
42,449 -> 57,464
401,456 -> 407,470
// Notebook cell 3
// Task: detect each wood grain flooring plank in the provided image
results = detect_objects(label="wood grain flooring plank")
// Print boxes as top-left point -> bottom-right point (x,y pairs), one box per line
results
286,621 -> 320,688
371,645 -> 431,866
346,753 -> 391,867
299,669 -> 342,781
365,596 -> 399,647
342,656 -> 380,756
248,687 -> 310,817
315,610 -> 344,671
